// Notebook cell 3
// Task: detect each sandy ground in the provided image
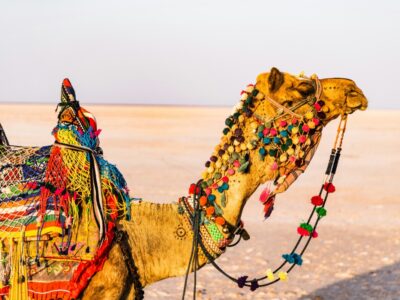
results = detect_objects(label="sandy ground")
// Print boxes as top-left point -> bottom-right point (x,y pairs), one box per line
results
0,104 -> 399,300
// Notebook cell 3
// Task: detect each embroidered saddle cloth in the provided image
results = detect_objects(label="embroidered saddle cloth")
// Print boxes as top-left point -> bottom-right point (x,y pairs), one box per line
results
0,79 -> 130,299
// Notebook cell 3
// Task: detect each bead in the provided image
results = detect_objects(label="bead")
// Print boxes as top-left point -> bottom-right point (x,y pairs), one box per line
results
234,128 -> 243,137
316,207 -> 327,217
281,144 -> 289,151
273,137 -> 281,144
240,143 -> 247,151
259,148 -> 266,156
314,102 -> 322,111
207,166 -> 214,173
222,154 -> 229,161
238,115 -> 245,123
270,128 -> 277,136
313,118 -> 320,126
250,122 -> 258,129
270,161 -> 278,170
205,161 -> 211,168
322,106 -> 329,113
247,143 -> 254,150
221,182 -> 229,190
317,112 -> 326,119
223,128 -> 230,135
256,91 -> 264,100
245,85 -> 254,93
286,138 -> 293,146
218,149 -> 225,156
292,127 -> 299,134
205,188 -> 211,195
289,155 -> 296,162
222,176 -> 229,183
215,161 -> 222,168
257,131 -> 264,138
291,118 -> 298,124
240,93 -> 248,100
227,169 -> 235,175
228,146 -> 235,153
279,120 -> 287,127
287,148 -> 294,155
222,226 -> 230,234
235,146 -> 241,153
292,136 -> 299,145
210,155 -> 218,162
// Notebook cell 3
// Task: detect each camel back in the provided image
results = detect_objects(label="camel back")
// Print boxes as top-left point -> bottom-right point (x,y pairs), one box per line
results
0,142 -> 130,299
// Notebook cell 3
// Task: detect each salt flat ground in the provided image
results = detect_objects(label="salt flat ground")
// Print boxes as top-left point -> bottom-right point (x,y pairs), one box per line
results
0,105 -> 399,300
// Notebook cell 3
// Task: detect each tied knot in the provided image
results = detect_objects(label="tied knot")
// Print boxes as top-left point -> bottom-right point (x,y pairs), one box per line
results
250,279 -> 259,291
237,276 -> 248,288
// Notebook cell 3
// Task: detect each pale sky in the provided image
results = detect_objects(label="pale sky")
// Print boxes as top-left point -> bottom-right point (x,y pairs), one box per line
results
0,0 -> 399,108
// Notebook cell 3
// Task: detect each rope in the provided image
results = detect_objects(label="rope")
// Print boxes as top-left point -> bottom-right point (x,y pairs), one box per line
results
182,113 -> 348,290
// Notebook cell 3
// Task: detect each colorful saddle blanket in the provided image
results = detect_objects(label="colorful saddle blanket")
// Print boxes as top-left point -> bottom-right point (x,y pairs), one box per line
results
0,142 -> 130,299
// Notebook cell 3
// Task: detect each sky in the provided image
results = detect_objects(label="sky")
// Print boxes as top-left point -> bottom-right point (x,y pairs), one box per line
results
0,0 -> 399,109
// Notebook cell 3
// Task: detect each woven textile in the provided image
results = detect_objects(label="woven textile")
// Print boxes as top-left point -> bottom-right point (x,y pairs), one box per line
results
0,79 -> 131,299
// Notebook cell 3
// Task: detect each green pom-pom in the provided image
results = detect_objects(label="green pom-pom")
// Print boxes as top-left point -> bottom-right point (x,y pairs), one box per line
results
269,149 -> 278,157
223,128 -> 230,135
316,207 -> 327,217
251,89 -> 259,97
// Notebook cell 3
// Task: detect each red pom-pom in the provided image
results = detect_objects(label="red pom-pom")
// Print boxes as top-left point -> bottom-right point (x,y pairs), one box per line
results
311,195 -> 324,206
221,176 -> 229,183
312,231 -> 318,238
188,184 -> 200,195
324,183 -> 336,193
297,227 -> 310,236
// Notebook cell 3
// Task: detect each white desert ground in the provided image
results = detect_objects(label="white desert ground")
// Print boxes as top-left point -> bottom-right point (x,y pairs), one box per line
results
0,104 -> 399,300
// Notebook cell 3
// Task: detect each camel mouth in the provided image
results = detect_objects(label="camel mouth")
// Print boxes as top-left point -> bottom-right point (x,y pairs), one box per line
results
345,96 -> 368,113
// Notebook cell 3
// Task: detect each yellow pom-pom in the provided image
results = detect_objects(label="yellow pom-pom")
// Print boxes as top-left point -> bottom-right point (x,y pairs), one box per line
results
307,120 -> 316,129
240,143 -> 247,151
292,136 -> 299,145
240,93 -> 248,101
215,161 -> 222,168
247,142 -> 254,150
279,153 -> 287,162
266,269 -> 275,281
292,127 -> 299,134
228,146 -> 234,153
238,115 -> 245,123
250,122 -> 258,129
207,166 -> 214,173
287,148 -> 294,155
278,271 -> 288,281
233,140 -> 240,146
222,154 -> 229,161
305,111 -> 314,120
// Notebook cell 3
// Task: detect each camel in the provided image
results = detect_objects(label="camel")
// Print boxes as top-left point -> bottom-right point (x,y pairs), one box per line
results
80,68 -> 367,299
0,68 -> 367,299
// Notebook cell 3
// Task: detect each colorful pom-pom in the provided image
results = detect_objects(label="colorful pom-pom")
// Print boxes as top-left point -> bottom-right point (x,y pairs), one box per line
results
311,195 -> 324,206
250,279 -> 259,291
316,207 -> 327,217
324,183 -> 336,193
278,271 -> 288,281
266,269 -> 275,281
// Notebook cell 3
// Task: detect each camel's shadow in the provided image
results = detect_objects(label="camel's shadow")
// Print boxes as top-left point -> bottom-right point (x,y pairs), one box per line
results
300,261 -> 400,300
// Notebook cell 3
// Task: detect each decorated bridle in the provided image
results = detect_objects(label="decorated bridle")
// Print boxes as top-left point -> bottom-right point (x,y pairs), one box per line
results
181,75 -> 348,299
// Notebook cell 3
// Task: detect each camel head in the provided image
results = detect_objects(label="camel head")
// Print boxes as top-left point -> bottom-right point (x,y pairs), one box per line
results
318,77 -> 368,123
254,68 -> 368,125
54,78 -> 100,148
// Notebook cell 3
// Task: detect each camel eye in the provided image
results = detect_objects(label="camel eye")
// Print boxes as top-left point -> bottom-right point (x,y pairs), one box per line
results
296,82 -> 315,96
348,91 -> 359,97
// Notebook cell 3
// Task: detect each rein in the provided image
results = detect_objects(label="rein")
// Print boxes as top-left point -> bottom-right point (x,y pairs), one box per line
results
181,77 -> 349,298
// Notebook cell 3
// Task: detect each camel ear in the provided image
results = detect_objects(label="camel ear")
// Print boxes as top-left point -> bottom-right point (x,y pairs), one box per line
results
61,78 -> 76,103
268,67 -> 284,93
